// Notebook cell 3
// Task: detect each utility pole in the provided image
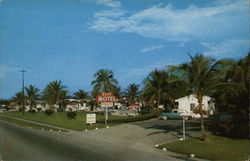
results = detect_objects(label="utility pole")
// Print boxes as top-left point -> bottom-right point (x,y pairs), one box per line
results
19,68 -> 26,116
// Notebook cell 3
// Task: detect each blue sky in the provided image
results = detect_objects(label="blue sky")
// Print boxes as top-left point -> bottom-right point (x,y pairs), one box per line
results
0,0 -> 249,99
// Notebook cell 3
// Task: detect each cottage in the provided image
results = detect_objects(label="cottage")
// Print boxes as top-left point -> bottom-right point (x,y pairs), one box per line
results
175,95 -> 215,117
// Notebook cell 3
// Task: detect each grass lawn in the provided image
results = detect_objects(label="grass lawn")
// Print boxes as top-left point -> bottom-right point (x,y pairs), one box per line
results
2,111 -> 159,131
0,115 -> 67,132
159,135 -> 249,161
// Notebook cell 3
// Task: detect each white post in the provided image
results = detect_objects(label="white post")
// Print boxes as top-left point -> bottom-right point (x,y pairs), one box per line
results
183,116 -> 186,140
105,107 -> 108,125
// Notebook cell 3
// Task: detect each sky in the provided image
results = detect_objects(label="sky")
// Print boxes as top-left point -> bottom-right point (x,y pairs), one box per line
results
0,0 -> 249,99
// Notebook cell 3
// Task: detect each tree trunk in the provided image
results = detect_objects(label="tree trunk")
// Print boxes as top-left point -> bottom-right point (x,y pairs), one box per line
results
157,92 -> 161,110
29,102 -> 32,112
198,93 -> 208,141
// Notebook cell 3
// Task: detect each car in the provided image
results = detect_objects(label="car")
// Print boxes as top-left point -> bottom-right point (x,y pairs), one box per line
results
160,109 -> 193,120
0,108 -> 6,113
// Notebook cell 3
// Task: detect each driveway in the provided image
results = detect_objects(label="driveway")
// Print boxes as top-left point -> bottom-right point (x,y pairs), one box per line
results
0,117 -> 208,161
83,119 -> 203,147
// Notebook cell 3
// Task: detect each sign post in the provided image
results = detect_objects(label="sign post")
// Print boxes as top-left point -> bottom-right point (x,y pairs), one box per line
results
183,116 -> 186,140
105,107 -> 108,125
96,93 -> 117,125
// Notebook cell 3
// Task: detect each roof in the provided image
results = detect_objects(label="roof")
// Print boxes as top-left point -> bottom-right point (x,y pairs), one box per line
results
128,104 -> 140,107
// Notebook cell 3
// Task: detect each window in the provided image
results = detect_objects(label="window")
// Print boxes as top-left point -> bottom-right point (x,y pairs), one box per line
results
190,103 -> 196,111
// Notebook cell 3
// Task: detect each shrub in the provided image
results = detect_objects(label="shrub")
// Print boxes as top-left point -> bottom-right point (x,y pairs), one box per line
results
37,108 -> 42,112
19,107 -> 24,112
67,111 -> 77,119
44,109 -> 54,116
210,110 -> 249,139
28,109 -> 36,113
98,111 -> 159,124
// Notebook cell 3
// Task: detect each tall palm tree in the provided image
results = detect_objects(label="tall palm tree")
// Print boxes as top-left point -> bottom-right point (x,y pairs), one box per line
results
220,53 -> 249,138
74,89 -> 88,107
172,54 -> 238,141
58,90 -> 70,111
25,85 -> 40,111
91,69 -> 118,96
124,83 -> 140,105
143,69 -> 184,109
224,53 -> 249,107
42,80 -> 67,109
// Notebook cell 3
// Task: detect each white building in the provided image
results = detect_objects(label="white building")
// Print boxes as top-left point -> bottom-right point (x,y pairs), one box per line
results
175,95 -> 215,117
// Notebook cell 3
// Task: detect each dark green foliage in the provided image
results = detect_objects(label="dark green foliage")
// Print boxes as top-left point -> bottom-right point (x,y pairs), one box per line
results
97,111 -> 159,123
25,85 -> 40,112
28,109 -> 36,113
91,69 -> 118,96
211,110 -> 249,139
37,108 -> 42,112
210,53 -> 249,139
124,83 -> 140,105
19,107 -> 24,112
44,109 -> 54,116
67,111 -> 77,119
42,80 -> 67,108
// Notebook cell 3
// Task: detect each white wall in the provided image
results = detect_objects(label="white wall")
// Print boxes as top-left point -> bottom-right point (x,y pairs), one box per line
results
175,95 -> 214,114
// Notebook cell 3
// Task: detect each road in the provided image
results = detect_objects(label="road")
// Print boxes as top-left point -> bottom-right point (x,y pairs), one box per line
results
0,119 -> 200,161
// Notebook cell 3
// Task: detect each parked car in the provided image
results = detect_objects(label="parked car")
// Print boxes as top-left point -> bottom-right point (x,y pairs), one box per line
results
0,108 -> 6,113
160,109 -> 192,120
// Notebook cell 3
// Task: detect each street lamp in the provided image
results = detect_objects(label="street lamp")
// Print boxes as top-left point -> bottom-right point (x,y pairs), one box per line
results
19,68 -> 26,116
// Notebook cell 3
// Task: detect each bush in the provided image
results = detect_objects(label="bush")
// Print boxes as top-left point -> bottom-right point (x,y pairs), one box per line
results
44,109 -> 54,116
37,108 -> 42,112
210,110 -> 249,139
19,107 -> 24,112
98,111 -> 159,124
67,111 -> 77,119
28,109 -> 36,113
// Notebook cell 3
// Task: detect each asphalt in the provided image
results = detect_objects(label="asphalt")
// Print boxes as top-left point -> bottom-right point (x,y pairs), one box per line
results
0,117 -> 209,161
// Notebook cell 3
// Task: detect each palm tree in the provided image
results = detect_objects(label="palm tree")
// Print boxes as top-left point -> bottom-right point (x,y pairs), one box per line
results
74,89 -> 88,107
224,53 -> 249,107
58,90 -> 70,111
42,80 -> 67,109
172,54 -> 238,141
124,83 -> 140,105
12,91 -> 24,107
143,69 -> 184,109
113,86 -> 122,98
91,69 -> 118,96
25,85 -> 40,112
220,53 -> 249,138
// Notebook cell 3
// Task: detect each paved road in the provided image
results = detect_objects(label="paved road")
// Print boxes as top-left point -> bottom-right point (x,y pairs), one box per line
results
84,119 -> 205,148
0,119 -> 200,161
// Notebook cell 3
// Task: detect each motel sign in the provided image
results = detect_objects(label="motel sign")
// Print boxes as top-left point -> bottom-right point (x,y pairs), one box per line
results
96,92 -> 117,102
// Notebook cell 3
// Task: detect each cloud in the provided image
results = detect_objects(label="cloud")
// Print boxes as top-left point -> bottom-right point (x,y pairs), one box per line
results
140,45 -> 164,53
124,60 -> 176,78
0,64 -> 20,78
96,0 -> 121,8
201,39 -> 249,58
94,9 -> 125,18
90,0 -> 249,41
